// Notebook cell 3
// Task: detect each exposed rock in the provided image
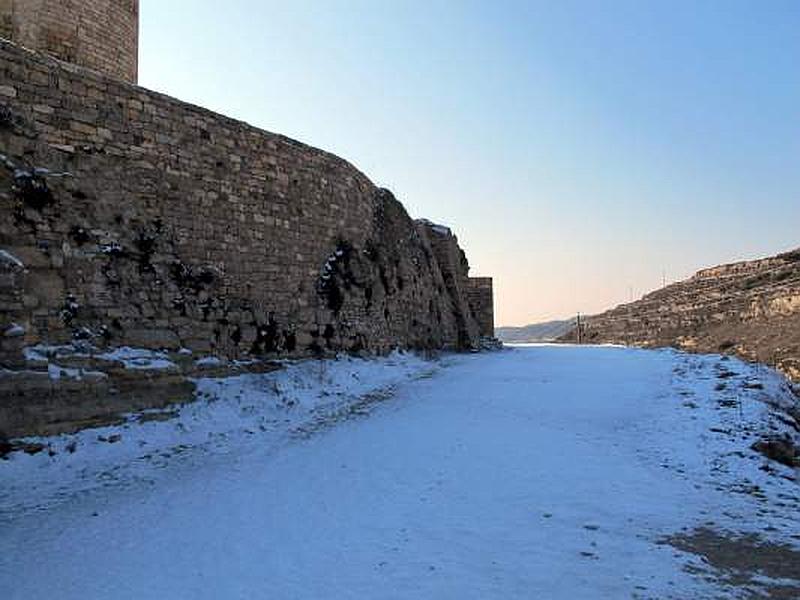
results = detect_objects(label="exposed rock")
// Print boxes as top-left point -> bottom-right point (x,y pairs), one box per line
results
563,248 -> 800,382
751,436 -> 799,468
662,527 -> 800,596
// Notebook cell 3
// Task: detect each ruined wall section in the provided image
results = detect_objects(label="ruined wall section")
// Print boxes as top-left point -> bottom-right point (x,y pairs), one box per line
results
466,277 -> 494,338
0,39 -> 481,365
0,0 -> 138,83
417,221 -> 481,349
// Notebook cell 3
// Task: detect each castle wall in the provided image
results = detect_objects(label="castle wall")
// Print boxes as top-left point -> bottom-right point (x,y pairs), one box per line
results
466,277 -> 494,338
0,38 -> 489,369
420,222 -> 481,348
0,0 -> 138,83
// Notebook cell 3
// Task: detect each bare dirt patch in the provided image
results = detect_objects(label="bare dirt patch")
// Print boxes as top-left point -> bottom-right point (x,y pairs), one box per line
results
662,527 -> 800,598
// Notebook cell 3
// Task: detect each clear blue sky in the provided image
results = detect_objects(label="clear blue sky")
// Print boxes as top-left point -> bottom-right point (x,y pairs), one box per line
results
140,1 -> 800,326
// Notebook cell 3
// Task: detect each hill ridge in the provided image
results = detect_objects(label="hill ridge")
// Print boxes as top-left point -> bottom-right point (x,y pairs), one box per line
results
562,247 -> 800,382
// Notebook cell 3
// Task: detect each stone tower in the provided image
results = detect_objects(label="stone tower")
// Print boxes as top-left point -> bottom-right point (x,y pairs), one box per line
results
0,0 -> 138,83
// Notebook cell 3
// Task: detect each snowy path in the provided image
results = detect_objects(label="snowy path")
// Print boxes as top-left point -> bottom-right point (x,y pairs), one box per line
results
1,346 -> 799,599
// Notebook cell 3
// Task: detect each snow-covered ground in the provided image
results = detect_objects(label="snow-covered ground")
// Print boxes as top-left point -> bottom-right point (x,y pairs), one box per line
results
1,345 -> 799,599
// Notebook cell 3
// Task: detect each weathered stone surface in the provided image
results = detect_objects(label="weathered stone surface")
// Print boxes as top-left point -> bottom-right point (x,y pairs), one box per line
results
466,277 -> 494,338
0,347 -> 290,437
0,38 -> 497,363
751,436 -> 799,468
0,0 -> 138,83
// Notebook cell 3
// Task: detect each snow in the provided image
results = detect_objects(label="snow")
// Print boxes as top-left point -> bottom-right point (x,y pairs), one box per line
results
47,363 -> 79,380
1,346 -> 798,599
21,343 -> 177,371
0,153 -> 16,170
416,217 -> 452,236
96,346 -> 177,370
0,249 -> 24,270
13,166 -> 72,179
0,351 -> 433,518
320,251 -> 342,280
99,242 -> 124,254
23,343 -> 91,362
3,323 -> 25,337
194,355 -> 224,367
45,363 -> 107,381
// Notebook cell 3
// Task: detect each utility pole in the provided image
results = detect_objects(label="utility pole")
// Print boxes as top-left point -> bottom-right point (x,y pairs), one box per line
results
576,312 -> 582,345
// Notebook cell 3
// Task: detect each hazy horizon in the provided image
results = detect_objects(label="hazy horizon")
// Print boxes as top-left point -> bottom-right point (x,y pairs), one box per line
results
139,1 -> 800,327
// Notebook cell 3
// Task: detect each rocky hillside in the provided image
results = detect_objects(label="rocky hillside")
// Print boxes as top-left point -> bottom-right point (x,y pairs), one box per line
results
563,248 -> 800,381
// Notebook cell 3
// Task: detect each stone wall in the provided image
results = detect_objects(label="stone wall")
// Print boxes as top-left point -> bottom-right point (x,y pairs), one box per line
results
419,221 -> 482,348
0,38 -> 493,371
0,0 -> 138,83
466,277 -> 494,338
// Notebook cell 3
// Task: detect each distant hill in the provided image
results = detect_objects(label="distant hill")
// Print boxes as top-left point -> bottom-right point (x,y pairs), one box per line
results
560,247 -> 800,382
496,318 -> 576,343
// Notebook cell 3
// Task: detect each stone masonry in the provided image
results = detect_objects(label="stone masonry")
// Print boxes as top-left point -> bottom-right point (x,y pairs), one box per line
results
0,0 -> 138,83
0,38 -> 495,370
466,277 -> 494,338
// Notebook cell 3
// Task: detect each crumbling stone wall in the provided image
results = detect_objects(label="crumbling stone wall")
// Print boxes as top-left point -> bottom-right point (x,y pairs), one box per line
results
0,38 -> 492,367
466,277 -> 494,338
418,221 -> 481,349
0,0 -> 138,83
